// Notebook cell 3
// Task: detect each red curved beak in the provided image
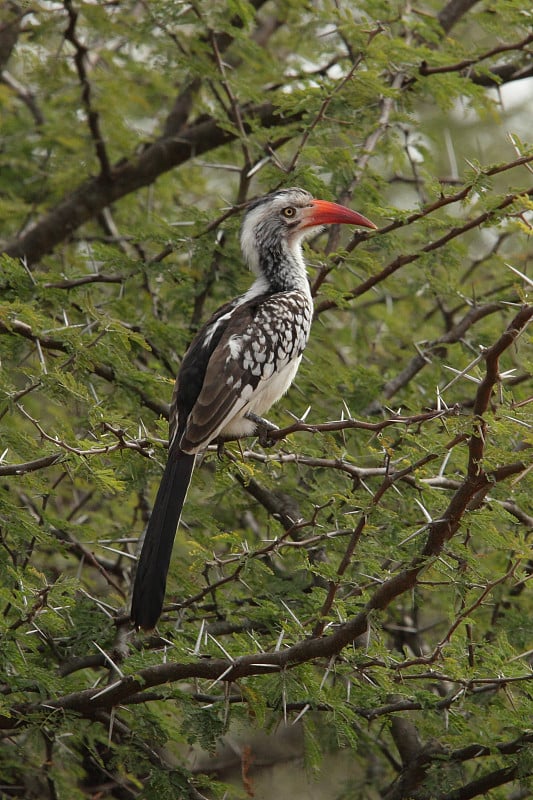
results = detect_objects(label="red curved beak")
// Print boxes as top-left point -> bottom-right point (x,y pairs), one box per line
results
305,199 -> 377,230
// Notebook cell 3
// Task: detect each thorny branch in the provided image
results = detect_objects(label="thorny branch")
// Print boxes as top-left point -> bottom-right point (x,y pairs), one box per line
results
63,0 -> 111,180
0,291 -> 519,451
2,99 -> 297,265
0,316 -> 169,420
265,407 -> 458,441
395,558 -> 524,669
315,154 -> 533,313
419,31 -> 533,78
3,7 -> 531,267
0,306 -> 529,731
285,25 -> 384,177
363,302 -> 506,411
0,452 -> 64,476
16,404 -> 154,459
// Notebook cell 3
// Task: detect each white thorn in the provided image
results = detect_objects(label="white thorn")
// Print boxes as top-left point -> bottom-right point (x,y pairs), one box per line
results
292,703 -> 311,725
206,664 -> 234,691
506,263 -> 533,288
193,619 -> 206,656
439,450 -> 452,477
414,497 -> 433,523
90,679 -> 122,701
300,405 -> 312,422
280,600 -> 304,629
398,524 -> 430,547
207,633 -> 235,662
92,641 -> 124,678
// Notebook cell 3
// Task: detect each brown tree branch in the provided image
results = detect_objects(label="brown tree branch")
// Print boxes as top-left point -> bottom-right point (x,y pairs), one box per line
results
466,305 -> 532,478
472,61 -> 533,87
315,179 -> 533,315
383,736 -> 443,800
63,0 -> 111,180
437,0 -> 481,35
473,304 -> 532,418
438,764 -> 532,800
0,317 -> 169,419
363,302 -> 505,413
0,453 -> 64,476
2,101 -> 300,266
419,31 -> 533,77
0,307 -> 526,725
267,407 -> 458,442
44,273 -> 125,289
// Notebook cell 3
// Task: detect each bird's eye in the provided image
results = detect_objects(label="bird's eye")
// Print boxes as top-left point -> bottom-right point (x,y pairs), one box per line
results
282,206 -> 296,219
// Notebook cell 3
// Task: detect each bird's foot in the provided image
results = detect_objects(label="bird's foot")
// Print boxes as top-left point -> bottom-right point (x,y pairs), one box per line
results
245,412 -> 279,447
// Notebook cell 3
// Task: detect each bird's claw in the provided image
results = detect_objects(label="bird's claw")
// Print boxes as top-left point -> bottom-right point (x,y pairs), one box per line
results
245,412 -> 279,447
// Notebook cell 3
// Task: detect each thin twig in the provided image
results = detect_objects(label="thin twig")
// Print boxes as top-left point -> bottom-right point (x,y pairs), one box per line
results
63,0 -> 111,179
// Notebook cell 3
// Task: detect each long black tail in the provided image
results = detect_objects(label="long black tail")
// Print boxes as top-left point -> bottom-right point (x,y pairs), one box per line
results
130,453 -> 195,629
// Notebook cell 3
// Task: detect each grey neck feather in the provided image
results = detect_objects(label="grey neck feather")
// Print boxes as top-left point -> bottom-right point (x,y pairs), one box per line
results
257,238 -> 309,294
241,214 -> 311,297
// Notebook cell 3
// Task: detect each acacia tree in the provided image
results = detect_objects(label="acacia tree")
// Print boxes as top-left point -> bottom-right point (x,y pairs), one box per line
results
0,0 -> 532,797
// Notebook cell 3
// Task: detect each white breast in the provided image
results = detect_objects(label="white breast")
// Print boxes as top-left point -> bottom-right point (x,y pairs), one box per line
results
220,355 -> 303,438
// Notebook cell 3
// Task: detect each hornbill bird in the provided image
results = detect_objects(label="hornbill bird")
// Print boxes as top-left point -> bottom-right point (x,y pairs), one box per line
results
130,187 -> 376,630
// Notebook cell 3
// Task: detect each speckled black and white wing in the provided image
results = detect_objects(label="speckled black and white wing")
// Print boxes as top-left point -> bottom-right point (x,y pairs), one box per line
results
173,289 -> 313,455
168,296 -> 240,448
